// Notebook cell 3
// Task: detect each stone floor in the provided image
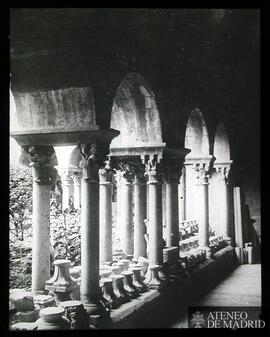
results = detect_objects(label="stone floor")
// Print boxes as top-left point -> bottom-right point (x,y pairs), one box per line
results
170,264 -> 261,328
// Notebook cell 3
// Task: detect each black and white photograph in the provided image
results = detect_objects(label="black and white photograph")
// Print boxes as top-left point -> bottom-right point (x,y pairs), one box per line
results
9,8 -> 262,331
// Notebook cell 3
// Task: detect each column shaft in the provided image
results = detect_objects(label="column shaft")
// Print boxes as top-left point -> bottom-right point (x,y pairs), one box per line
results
233,187 -> 244,248
120,182 -> 133,255
197,182 -> 209,248
178,174 -> 185,222
100,182 -> 113,262
73,178 -> 81,209
219,180 -> 229,237
133,180 -> 147,259
165,182 -> 179,247
148,182 -> 163,266
81,177 -> 101,314
32,179 -> 51,293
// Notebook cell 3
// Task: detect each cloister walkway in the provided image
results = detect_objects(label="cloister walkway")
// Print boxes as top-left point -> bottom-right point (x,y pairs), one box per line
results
171,264 -> 261,328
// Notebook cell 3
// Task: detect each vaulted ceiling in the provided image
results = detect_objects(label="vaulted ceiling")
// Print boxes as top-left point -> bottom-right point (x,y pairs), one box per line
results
10,8 -> 260,174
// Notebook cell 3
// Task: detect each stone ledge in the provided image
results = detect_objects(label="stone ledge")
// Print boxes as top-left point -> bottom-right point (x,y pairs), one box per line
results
103,246 -> 237,328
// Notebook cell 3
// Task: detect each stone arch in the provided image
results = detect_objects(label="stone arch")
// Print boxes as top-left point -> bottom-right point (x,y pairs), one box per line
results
184,107 -> 210,158
110,72 -> 163,148
213,122 -> 231,162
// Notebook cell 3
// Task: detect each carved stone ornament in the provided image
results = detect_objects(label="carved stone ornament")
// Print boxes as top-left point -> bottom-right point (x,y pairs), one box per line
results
144,157 -> 162,183
78,143 -> 100,181
193,162 -> 211,184
98,159 -> 115,183
216,165 -> 230,183
22,145 -> 57,184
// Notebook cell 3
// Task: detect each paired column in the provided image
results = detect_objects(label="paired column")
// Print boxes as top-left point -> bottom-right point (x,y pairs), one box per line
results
163,162 -> 182,247
215,165 -> 231,240
194,162 -> 211,251
23,145 -> 56,294
99,161 -> 114,263
73,173 -> 81,209
117,160 -> 134,257
144,157 -> 163,266
178,167 -> 186,223
133,166 -> 147,260
79,144 -> 103,315
59,168 -> 73,210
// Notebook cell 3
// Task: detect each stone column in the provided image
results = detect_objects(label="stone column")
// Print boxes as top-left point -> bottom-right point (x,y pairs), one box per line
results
133,165 -> 147,260
22,145 -> 56,294
216,166 -> 231,240
99,161 -> 114,263
73,173 -> 81,209
59,168 -> 73,210
194,163 -> 211,252
163,162 -> 182,247
117,160 -> 134,256
78,144 -> 103,315
178,167 -> 186,223
233,186 -> 244,248
144,157 -> 163,266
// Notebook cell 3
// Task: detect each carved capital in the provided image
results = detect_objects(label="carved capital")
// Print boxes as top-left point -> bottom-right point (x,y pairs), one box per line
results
72,172 -> 82,185
193,162 -> 210,184
114,158 -> 138,184
22,145 -> 57,185
162,159 -> 183,184
58,167 -> 73,184
144,157 -> 162,184
216,165 -> 230,183
78,143 -> 108,182
99,159 -> 115,183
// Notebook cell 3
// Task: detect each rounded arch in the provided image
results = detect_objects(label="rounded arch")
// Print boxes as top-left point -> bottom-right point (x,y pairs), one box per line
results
213,122 -> 231,162
110,72 -> 163,148
68,145 -> 81,168
184,107 -> 210,157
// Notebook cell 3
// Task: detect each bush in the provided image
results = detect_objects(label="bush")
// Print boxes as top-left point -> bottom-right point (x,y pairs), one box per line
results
9,166 -> 33,242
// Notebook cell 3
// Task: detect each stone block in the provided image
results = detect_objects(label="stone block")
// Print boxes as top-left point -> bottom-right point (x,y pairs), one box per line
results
14,308 -> 40,322
10,289 -> 35,312
10,322 -> 38,330
34,294 -> 56,308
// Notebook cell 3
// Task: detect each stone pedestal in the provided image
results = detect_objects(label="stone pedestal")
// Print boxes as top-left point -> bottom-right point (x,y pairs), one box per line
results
21,146 -> 56,294
130,266 -> 147,292
145,265 -> 163,290
36,307 -> 70,330
101,278 -> 121,309
99,162 -> 114,263
122,271 -> 140,298
45,259 -> 78,304
60,300 -> 89,329
133,173 -> 147,259
111,275 -> 130,304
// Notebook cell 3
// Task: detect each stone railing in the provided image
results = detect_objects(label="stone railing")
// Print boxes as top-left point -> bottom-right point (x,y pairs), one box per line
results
209,235 -> 227,253
179,220 -> 206,270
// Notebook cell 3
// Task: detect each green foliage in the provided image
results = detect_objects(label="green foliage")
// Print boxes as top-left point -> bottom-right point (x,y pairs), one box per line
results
9,166 -> 33,241
50,205 -> 81,268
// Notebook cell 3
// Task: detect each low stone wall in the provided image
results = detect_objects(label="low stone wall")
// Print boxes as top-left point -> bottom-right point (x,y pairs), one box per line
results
103,246 -> 238,329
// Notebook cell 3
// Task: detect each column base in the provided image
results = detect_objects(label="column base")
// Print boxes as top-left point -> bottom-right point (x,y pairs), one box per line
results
82,297 -> 106,316
144,265 -> 165,290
